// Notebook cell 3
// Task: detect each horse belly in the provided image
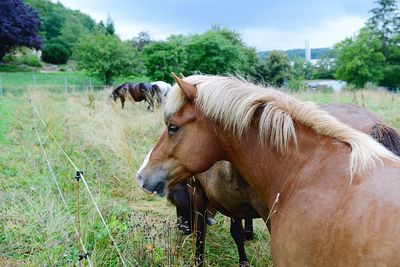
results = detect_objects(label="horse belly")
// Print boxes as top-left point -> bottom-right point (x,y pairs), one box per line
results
197,162 -> 260,219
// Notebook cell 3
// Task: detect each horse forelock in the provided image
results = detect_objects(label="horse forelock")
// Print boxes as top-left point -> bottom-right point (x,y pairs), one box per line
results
164,75 -> 399,177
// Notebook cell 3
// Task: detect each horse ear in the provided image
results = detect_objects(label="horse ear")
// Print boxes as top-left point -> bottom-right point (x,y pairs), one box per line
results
172,73 -> 197,101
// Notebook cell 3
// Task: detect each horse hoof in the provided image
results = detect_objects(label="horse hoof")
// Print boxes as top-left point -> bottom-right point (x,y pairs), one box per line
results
239,260 -> 250,267
176,224 -> 191,235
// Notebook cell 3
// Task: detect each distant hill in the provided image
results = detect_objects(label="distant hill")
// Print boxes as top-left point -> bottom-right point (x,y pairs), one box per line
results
258,47 -> 333,62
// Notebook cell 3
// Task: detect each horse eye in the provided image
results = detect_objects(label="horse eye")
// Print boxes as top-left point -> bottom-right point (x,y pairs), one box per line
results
168,124 -> 180,133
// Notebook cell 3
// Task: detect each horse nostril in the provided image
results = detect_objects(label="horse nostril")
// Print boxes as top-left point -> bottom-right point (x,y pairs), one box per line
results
136,173 -> 144,187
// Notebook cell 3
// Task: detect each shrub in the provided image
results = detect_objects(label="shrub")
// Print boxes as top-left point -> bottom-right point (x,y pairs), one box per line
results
42,43 -> 70,64
20,53 -> 41,67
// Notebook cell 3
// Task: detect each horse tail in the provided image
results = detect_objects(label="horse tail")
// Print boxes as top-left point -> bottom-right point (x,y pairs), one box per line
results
370,124 -> 400,156
152,84 -> 162,105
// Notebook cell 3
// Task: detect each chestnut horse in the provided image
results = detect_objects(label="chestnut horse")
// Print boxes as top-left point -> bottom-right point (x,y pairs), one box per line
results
137,74 -> 400,266
111,82 -> 161,110
167,103 -> 400,266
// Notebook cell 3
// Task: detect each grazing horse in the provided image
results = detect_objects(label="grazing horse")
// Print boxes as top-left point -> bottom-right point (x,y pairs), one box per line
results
111,82 -> 161,110
137,74 -> 400,266
167,103 -> 400,266
151,81 -> 172,98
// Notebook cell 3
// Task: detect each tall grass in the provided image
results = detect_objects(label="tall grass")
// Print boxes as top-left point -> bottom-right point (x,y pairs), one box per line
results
0,88 -> 272,266
1,87 -> 399,266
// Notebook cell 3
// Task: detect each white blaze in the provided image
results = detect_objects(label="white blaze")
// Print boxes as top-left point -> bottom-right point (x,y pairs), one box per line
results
137,147 -> 154,179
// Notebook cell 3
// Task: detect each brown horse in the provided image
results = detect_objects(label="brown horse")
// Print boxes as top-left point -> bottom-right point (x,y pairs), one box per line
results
167,103 -> 400,266
137,74 -> 400,266
111,82 -> 161,110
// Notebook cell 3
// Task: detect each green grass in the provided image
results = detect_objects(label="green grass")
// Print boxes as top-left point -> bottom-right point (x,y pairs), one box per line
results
0,84 -> 399,266
0,72 -> 105,95
0,71 -> 150,96
0,64 -> 36,73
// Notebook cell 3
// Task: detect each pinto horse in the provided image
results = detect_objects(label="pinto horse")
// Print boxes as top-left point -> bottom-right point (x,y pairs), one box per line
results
111,82 -> 161,110
167,103 -> 400,266
137,74 -> 400,266
151,81 -> 172,98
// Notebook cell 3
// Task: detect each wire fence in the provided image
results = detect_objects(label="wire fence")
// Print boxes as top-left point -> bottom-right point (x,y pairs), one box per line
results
32,104 -> 93,267
30,97 -> 127,267
0,74 -> 109,96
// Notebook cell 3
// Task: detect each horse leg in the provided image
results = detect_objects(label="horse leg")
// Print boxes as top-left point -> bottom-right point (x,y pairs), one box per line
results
243,218 -> 254,241
192,183 -> 208,267
146,96 -> 154,111
121,97 -> 125,109
230,218 -> 249,266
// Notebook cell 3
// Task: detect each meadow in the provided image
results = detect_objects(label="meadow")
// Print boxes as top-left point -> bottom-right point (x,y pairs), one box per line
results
0,71 -> 149,95
1,74 -> 400,266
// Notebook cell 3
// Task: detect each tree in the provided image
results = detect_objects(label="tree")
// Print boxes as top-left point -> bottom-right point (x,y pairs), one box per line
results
313,57 -> 335,79
185,29 -> 249,75
367,0 -> 400,56
0,0 -> 43,60
291,57 -> 314,80
143,37 -> 187,83
74,31 -> 140,85
98,15 -> 115,35
58,15 -> 91,51
366,0 -> 400,88
105,15 -> 115,35
132,31 -> 153,51
380,33 -> 400,88
334,28 -> 385,88
258,51 -> 291,86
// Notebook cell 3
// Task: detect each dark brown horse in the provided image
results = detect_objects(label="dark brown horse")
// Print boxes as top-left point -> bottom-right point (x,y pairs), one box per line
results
111,82 -> 161,110
167,103 -> 400,266
138,75 -> 400,266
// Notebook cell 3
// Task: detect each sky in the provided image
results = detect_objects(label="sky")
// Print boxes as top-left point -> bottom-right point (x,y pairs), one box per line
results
55,0 -> 376,51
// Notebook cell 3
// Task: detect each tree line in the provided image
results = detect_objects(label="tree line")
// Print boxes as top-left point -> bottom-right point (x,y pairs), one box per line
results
0,0 -> 399,89
335,0 -> 400,89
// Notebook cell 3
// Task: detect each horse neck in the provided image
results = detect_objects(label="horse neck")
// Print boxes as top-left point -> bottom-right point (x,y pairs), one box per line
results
216,121 -> 349,209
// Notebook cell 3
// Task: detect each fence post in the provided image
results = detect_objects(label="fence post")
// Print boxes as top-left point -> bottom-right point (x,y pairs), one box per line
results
0,76 -> 3,96
64,76 -> 68,93
89,78 -> 92,90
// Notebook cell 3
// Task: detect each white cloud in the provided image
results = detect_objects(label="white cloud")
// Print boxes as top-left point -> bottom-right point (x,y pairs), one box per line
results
242,15 -> 366,51
54,0 -> 367,50
56,0 -> 186,40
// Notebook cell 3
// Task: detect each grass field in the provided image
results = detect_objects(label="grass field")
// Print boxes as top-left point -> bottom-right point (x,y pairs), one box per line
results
0,71 -> 149,95
0,81 -> 399,266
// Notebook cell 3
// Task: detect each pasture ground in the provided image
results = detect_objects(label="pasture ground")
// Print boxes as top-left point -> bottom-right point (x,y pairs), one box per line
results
0,71 -> 149,95
0,83 -> 399,266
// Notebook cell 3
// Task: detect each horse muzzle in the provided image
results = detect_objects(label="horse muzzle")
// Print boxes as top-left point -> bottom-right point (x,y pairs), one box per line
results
136,172 -> 167,197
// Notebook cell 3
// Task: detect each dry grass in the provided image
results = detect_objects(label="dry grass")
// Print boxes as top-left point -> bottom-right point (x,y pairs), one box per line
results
1,88 -> 398,266
0,88 -> 273,266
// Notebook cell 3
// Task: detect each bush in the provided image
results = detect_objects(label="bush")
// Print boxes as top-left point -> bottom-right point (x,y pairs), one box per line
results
20,53 -> 42,67
42,43 -> 70,64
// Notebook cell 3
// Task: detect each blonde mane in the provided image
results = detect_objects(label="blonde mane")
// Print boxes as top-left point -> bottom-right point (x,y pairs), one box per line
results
165,75 -> 399,177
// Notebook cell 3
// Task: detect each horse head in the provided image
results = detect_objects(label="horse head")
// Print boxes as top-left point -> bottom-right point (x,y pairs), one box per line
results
136,74 -> 223,196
